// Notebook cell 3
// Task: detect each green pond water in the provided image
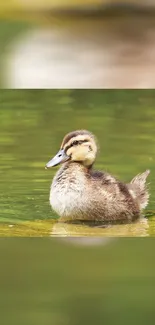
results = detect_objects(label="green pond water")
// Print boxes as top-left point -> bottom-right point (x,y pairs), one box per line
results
1,238 -> 155,325
0,89 -> 155,236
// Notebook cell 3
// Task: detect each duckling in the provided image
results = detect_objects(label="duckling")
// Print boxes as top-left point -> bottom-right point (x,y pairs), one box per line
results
45,130 -> 150,223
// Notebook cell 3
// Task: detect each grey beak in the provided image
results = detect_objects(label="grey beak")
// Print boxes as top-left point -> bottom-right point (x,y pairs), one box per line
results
45,149 -> 69,168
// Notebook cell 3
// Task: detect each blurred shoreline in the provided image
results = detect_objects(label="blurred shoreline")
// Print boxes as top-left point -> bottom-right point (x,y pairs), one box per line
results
1,2 -> 155,88
1,3 -> 155,22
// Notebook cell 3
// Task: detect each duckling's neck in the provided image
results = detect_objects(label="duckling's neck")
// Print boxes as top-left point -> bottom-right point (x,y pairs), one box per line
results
52,161 -> 93,189
59,161 -> 93,176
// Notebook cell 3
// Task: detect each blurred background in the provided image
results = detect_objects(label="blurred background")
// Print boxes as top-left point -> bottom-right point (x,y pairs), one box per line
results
0,238 -> 155,325
1,1 -> 155,88
0,89 -> 155,236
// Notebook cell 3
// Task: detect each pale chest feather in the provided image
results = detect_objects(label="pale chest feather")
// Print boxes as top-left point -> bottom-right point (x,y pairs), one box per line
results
49,168 -> 86,217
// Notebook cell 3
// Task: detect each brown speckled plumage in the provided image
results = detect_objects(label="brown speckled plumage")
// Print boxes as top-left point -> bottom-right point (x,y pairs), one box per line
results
46,130 -> 150,224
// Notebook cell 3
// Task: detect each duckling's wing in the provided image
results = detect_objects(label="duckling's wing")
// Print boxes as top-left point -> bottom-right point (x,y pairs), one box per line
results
128,169 -> 150,210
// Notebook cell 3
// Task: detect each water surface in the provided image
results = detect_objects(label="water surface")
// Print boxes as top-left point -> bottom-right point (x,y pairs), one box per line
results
0,89 -> 155,236
1,238 -> 155,325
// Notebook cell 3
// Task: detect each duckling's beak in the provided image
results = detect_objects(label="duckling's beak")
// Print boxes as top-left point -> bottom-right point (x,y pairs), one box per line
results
45,149 -> 70,168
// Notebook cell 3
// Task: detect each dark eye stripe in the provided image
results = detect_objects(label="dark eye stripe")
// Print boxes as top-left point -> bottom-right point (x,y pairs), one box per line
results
72,140 -> 78,146
64,139 -> 88,152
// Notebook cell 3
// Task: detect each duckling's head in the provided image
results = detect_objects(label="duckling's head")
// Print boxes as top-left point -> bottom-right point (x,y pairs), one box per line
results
46,130 -> 98,169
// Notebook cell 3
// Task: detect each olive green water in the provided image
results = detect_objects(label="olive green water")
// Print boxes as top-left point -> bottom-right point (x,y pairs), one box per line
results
1,238 -> 155,325
0,89 -> 155,236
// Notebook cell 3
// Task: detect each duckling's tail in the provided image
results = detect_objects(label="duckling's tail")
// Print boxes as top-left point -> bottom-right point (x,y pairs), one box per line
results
129,169 -> 150,210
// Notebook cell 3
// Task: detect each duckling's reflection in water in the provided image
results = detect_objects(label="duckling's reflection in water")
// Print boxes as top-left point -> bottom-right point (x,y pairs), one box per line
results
56,237 -> 113,247
51,217 -> 149,238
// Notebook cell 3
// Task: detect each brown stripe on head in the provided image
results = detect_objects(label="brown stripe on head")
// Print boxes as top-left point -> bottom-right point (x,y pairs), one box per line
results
61,130 -> 96,150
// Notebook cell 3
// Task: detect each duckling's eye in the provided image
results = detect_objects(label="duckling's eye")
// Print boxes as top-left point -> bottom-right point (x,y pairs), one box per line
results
72,141 -> 79,146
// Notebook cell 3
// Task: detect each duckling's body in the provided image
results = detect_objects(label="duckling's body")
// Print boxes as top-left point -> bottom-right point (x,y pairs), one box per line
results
46,130 -> 150,223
